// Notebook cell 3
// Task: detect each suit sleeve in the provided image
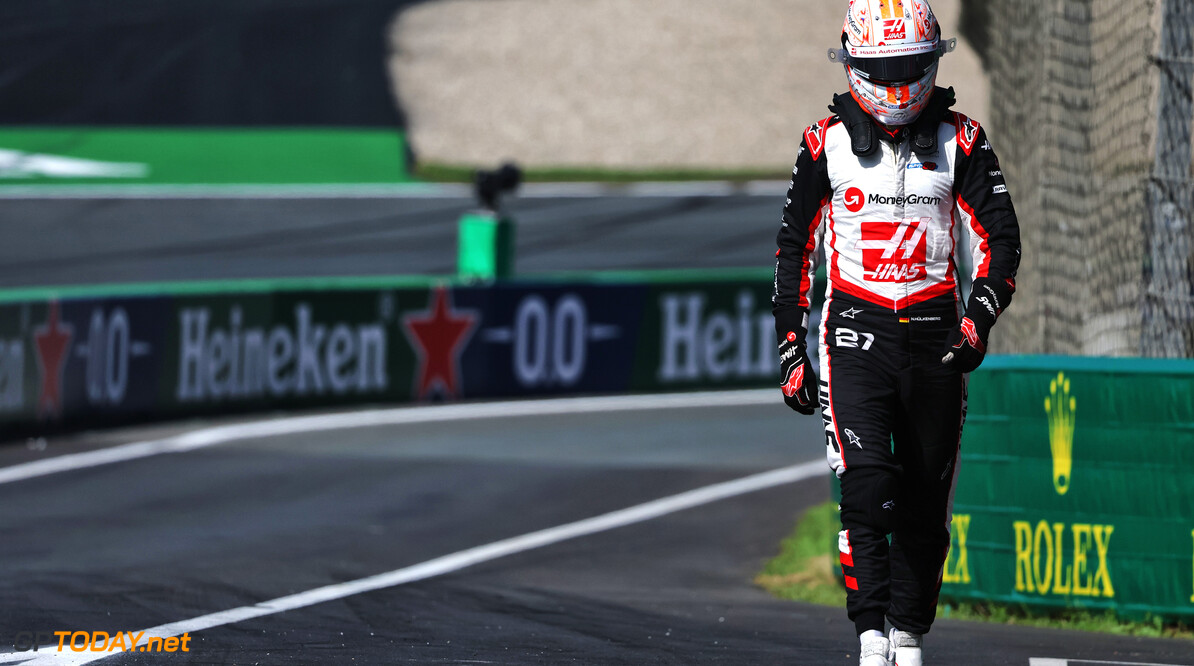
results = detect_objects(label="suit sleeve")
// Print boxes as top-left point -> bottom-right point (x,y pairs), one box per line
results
773,134 -> 832,340
953,124 -> 1022,289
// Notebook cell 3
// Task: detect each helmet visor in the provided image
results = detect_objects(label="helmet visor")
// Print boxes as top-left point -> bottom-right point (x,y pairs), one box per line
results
850,51 -> 939,84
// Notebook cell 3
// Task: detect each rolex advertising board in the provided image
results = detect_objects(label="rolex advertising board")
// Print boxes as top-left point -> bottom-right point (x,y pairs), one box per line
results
941,356 -> 1194,621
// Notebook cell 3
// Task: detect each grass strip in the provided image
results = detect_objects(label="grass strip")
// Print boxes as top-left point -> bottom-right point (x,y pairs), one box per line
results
415,162 -> 790,183
756,500 -> 1194,639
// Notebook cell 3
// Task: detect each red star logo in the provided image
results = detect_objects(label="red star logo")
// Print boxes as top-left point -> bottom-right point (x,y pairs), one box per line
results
403,287 -> 477,400
34,301 -> 73,417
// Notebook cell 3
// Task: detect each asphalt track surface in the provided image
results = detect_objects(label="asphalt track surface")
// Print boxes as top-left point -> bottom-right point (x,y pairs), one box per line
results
0,394 -> 1191,665
0,188 -> 785,288
2,191 -> 1193,664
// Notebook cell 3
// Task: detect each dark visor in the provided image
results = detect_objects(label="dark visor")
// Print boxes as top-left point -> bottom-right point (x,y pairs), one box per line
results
850,50 -> 939,84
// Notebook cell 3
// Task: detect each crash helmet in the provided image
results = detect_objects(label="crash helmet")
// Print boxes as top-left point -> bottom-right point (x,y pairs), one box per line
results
831,0 -> 955,126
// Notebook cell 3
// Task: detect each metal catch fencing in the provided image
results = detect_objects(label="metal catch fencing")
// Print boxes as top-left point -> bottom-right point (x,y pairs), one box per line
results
964,0 -> 1194,357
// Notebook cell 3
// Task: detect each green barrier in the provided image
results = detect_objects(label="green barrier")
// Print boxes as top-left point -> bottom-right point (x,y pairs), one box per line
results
0,128 -> 412,185
941,355 -> 1194,621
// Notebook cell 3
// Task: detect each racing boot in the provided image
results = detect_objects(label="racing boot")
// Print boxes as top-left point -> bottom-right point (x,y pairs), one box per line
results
859,630 -> 893,666
889,629 -> 922,666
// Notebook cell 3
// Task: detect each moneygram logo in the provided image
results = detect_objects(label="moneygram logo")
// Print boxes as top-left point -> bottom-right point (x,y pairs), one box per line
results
868,193 -> 943,206
1044,371 -> 1076,495
855,219 -> 928,283
844,187 -> 865,212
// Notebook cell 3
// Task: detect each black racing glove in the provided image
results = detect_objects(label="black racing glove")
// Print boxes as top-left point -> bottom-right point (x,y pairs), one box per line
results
942,277 -> 1014,373
776,308 -> 818,415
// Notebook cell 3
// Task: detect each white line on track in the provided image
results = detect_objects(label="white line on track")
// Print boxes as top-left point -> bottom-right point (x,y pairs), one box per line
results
0,389 -> 778,487
4,459 -> 824,664
1030,660 -> 1192,666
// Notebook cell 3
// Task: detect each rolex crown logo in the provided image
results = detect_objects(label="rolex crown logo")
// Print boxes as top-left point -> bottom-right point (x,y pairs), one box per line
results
1044,371 -> 1076,495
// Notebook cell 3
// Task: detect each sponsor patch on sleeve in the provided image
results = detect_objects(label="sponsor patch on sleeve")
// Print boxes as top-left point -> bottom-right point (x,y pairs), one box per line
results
804,117 -> 831,161
955,113 -> 981,156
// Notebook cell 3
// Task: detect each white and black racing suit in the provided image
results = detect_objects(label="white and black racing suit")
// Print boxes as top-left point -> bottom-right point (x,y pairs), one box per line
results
772,88 -> 1021,637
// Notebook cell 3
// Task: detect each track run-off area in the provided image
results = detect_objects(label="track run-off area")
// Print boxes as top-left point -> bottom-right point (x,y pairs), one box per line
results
0,391 -> 1191,665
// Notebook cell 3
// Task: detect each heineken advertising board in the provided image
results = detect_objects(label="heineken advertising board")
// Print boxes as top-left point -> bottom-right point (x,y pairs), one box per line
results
0,276 -> 780,436
941,356 -> 1194,621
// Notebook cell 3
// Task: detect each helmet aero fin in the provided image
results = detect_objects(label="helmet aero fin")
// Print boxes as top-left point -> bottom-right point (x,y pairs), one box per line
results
830,0 -> 956,126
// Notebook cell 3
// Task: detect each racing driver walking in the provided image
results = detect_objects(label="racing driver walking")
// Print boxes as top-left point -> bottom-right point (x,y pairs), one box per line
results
773,1 -> 1021,664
